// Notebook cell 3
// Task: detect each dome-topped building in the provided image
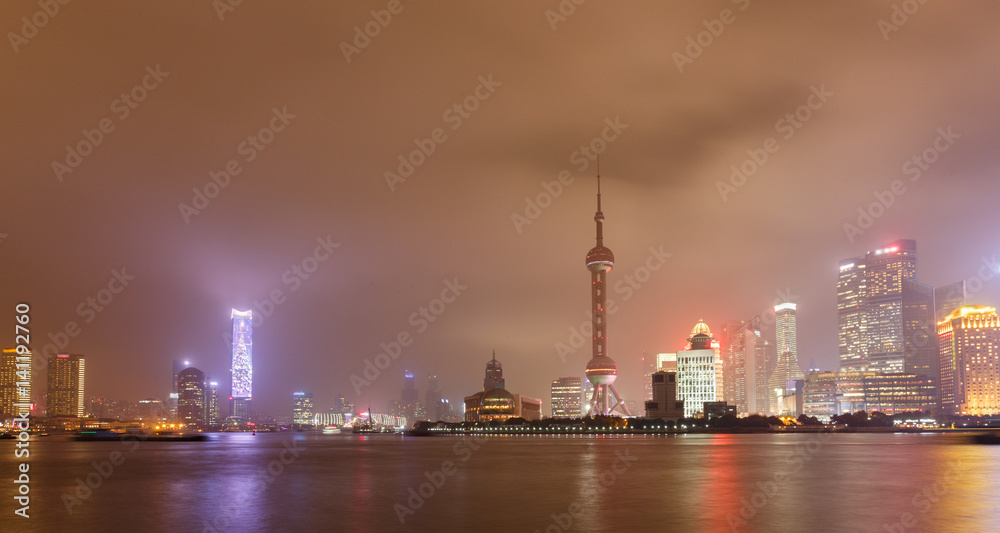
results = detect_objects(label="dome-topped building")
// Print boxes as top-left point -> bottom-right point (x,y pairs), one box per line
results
464,351 -> 542,422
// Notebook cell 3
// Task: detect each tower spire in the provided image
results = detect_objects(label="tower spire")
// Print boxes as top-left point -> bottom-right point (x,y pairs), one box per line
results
594,157 -> 604,247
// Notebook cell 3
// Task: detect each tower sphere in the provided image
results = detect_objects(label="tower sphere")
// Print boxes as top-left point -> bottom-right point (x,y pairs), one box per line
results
586,355 -> 618,385
586,246 -> 615,272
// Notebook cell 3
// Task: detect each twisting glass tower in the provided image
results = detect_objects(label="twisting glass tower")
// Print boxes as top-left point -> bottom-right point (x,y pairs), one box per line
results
230,309 -> 253,419
585,171 -> 630,416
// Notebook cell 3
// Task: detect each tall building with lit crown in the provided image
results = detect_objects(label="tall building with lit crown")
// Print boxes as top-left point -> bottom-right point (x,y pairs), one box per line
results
938,306 -> 1000,416
230,309 -> 253,419
292,392 -> 314,425
550,377 -> 584,417
48,354 -> 85,417
583,173 -> 629,416
838,257 -> 867,370
770,303 -> 804,415
677,327 -> 717,418
177,366 -> 207,427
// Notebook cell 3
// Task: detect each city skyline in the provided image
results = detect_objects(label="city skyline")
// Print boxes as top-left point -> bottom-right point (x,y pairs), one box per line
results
5,3 -> 1000,417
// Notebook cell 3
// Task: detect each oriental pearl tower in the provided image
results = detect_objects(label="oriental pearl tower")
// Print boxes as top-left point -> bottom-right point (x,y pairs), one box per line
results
585,168 -> 631,416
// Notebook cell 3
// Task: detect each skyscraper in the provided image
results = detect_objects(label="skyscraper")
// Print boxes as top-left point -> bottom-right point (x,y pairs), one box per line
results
292,392 -> 314,425
719,319 -> 743,406
484,351 -> 505,391
770,303 -> 804,414
207,381 -> 220,426
677,327 -> 717,418
230,309 -> 253,419
177,366 -> 207,427
583,174 -> 629,416
641,351 -> 656,402
47,354 -> 85,417
837,257 -> 867,370
935,281 -> 967,324
401,370 -> 420,421
937,306 -> 1000,416
864,240 -> 918,373
0,349 -> 18,422
550,377 -> 584,417
725,317 -> 769,415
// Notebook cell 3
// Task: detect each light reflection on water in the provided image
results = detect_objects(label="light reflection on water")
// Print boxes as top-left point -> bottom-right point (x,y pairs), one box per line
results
2,432 -> 998,532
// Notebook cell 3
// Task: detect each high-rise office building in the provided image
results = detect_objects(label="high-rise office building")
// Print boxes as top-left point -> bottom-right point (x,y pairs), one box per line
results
47,354 -> 85,417
864,240 -> 917,373
770,303 -> 804,415
938,306 -> 1000,416
177,366 -> 207,427
484,351 -> 505,391
550,377 -> 584,417
0,348 -> 18,421
170,359 -> 188,420
838,258 -> 867,371
230,309 -> 253,419
724,317 -> 768,414
935,281 -> 967,324
656,352 -> 677,372
401,370 -> 422,421
677,325 -> 716,418
292,392 -> 314,425
719,319 -> 744,407
644,371 -> 685,420
687,321 -> 724,402
207,381 -> 220,426
641,352 -> 656,402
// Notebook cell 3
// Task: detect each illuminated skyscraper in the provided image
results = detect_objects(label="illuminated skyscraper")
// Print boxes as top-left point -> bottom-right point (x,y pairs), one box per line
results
864,240 -> 917,373
719,320 -> 743,406
935,281 -> 967,324
177,366 -> 207,427
938,306 -> 1000,416
292,392 -> 314,425
770,303 -> 804,414
583,173 -> 629,416
0,349 -> 18,421
838,258 -> 867,371
550,377 -> 584,417
725,317 -> 769,415
47,354 -> 85,417
230,309 -> 253,419
677,328 -> 717,418
207,381 -> 220,426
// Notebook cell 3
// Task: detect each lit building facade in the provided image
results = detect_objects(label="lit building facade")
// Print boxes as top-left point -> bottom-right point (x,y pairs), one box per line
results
723,317 -> 769,415
644,371 -> 684,420
551,377 -> 584,417
207,381 -> 220,426
803,370 -> 878,421
230,309 -> 253,419
656,353 -> 677,372
769,303 -> 804,415
177,366 -> 207,427
47,354 -> 85,417
837,258 -> 867,371
935,281 -> 967,324
862,373 -> 937,414
0,348 -> 18,422
484,351 -> 504,391
938,306 -> 1000,416
513,394 -> 542,421
677,330 -> 716,418
292,392 -> 314,425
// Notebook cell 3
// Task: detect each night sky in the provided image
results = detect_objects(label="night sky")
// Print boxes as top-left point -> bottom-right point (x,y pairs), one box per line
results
4,2 -> 1000,416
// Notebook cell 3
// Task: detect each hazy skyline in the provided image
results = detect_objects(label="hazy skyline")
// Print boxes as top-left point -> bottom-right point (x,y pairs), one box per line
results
4,2 -> 1000,415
